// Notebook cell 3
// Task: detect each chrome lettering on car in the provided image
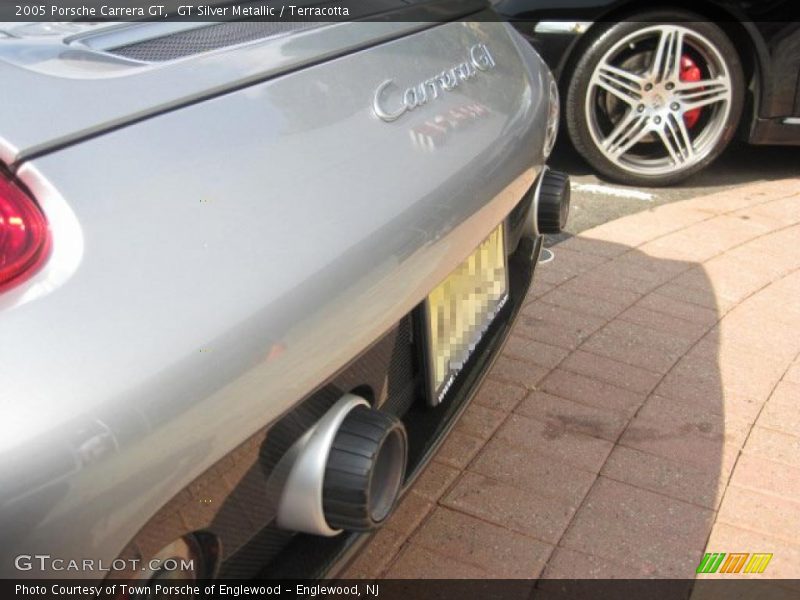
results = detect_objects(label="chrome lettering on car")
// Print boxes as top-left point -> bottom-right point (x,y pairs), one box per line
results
372,44 -> 496,123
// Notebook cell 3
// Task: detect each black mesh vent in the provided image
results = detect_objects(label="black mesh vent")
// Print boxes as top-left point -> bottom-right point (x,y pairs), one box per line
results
109,22 -> 320,62
378,315 -> 418,417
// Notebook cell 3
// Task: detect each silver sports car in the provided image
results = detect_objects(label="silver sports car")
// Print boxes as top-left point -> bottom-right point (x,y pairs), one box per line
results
0,8 -> 569,584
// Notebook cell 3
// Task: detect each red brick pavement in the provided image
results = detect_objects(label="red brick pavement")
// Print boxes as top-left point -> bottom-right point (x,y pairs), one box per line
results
341,178 -> 800,592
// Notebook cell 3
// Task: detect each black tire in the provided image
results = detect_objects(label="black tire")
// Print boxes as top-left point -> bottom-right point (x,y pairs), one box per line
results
322,407 -> 407,531
565,11 -> 745,186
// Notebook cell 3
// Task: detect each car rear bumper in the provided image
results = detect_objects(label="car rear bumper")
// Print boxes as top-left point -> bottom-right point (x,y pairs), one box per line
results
277,221 -> 545,580
0,19 -> 560,579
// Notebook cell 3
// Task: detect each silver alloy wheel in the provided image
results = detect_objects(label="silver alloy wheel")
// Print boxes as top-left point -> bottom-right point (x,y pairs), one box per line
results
585,24 -> 733,177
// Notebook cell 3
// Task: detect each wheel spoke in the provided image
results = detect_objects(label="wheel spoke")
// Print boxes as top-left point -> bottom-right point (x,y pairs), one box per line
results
658,113 -> 696,165
585,22 -> 734,178
602,110 -> 651,158
676,78 -> 731,111
650,26 -> 684,83
592,63 -> 645,106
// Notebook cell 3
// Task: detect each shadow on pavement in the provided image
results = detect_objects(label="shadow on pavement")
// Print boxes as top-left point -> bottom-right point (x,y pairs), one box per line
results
522,231 -> 795,599
527,238 -> 728,581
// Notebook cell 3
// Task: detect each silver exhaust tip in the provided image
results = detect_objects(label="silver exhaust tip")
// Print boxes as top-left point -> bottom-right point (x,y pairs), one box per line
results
527,166 -> 572,238
274,393 -> 407,536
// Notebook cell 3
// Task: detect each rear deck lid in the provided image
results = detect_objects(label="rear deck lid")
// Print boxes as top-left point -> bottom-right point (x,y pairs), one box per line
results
0,0 -> 486,164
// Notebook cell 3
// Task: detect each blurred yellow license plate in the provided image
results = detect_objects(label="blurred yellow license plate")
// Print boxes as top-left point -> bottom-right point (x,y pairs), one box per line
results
424,224 -> 509,405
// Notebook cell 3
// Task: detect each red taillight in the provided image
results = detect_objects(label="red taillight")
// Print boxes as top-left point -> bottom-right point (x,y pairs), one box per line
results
0,174 -> 50,291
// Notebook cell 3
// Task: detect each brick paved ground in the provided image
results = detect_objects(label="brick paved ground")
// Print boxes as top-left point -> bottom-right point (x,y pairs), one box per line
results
341,178 -> 800,592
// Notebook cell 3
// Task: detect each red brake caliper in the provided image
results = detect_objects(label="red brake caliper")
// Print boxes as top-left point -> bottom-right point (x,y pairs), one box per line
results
680,55 -> 702,128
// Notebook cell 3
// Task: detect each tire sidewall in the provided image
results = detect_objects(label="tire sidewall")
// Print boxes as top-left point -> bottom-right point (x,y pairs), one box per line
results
565,11 -> 745,186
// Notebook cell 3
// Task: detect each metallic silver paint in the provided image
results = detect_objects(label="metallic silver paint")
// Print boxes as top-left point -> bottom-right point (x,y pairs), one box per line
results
274,394 -> 368,537
527,165 -> 549,239
372,43 -> 497,123
533,21 -> 592,35
0,19 -> 554,576
0,21 -> 433,165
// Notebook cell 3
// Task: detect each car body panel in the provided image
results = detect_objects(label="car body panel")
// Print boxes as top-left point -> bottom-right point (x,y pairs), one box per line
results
0,19 -> 552,576
0,20 -> 438,165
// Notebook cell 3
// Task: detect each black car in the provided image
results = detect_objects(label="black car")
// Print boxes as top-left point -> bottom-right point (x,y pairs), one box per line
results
496,0 -> 800,185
